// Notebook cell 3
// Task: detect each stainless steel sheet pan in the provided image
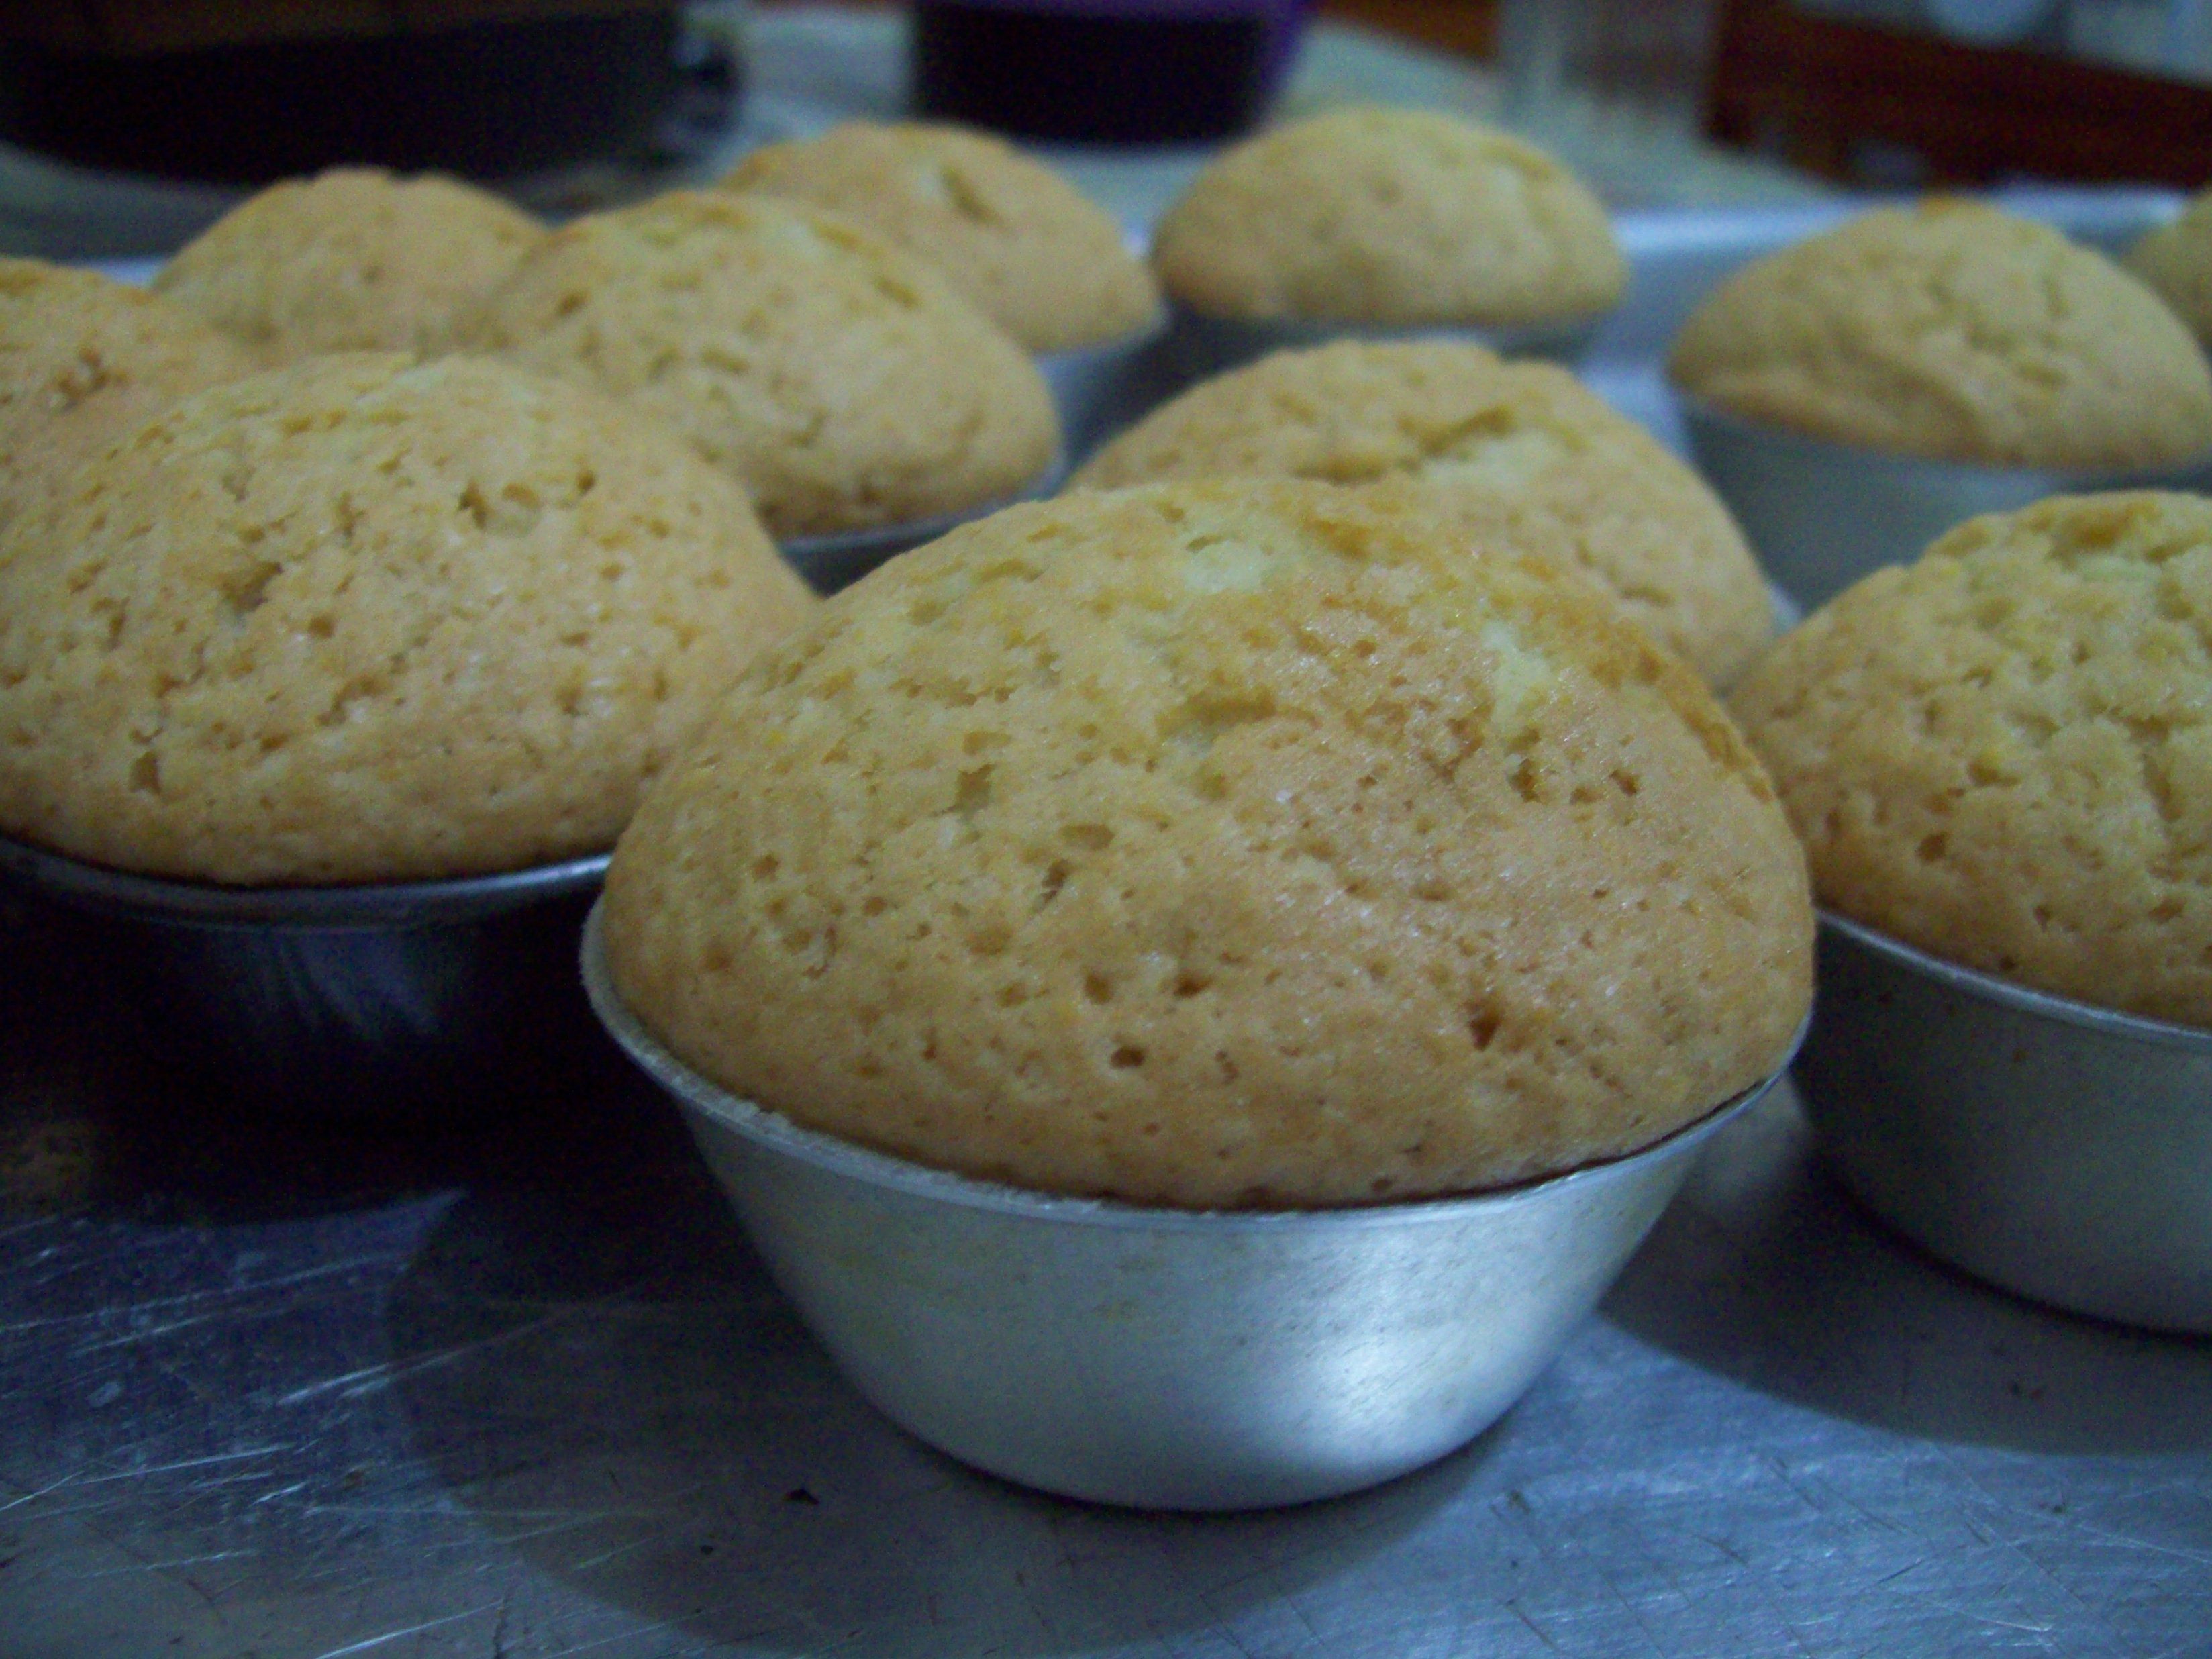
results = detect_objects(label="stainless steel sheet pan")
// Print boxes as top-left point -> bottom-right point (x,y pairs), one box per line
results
5,189 -> 2207,1657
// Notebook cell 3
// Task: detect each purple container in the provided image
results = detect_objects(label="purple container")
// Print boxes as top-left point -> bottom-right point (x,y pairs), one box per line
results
911,1 -> 1311,144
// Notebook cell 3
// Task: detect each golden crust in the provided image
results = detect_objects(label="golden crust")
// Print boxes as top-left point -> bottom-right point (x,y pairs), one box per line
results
1729,491 -> 2212,1026
446,191 -> 1060,538
152,167 -> 544,362
1150,107 -> 1625,328
1070,341 -> 1773,685
0,258 -> 253,530
723,121 -> 1160,353
1670,200 -> 2212,468
605,481 -> 1812,1209
0,354 -> 817,885
2127,189 -> 2212,345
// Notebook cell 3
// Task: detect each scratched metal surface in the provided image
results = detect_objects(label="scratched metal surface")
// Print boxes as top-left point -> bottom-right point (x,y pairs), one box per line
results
7,198 -> 2212,1657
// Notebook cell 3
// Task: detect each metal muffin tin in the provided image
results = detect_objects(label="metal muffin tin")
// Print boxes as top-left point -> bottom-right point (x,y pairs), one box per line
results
583,902 -> 1805,1511
1681,397 -> 2212,610
1794,910 -> 2212,1334
776,456 -> 1064,593
0,833 -> 609,1112
1038,315 -> 1175,468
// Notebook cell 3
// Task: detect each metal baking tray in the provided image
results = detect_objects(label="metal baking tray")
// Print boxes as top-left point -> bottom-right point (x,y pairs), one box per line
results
4,191 -> 2208,1656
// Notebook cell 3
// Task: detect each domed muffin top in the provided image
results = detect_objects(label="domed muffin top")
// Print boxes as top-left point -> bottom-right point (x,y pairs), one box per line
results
1731,491 -> 2212,1025
2127,187 -> 2212,346
1070,340 -> 1772,685
446,190 -> 1060,538
605,481 -> 1812,1209
724,121 -> 1160,354
0,353 -> 816,885
153,167 -> 544,362
1150,107 -> 1625,329
0,258 -> 252,529
1670,200 -> 2212,469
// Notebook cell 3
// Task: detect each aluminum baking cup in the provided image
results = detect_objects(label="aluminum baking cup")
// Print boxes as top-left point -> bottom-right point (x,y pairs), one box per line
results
583,903 -> 1802,1510
0,834 -> 608,1112
1038,317 -> 1176,470
778,459 -> 1064,593
1795,911 -> 2212,1334
1681,398 -> 2212,610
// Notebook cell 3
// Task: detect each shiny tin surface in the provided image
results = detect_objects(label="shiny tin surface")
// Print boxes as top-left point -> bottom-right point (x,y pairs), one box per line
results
1038,317 -> 1174,468
0,834 -> 608,1111
1680,398 -> 2212,611
582,903 -> 1801,1511
1795,911 -> 2212,1334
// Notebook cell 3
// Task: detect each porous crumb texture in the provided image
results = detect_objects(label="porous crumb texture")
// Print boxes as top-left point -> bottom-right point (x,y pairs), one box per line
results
445,191 -> 1061,538
1070,341 -> 1773,685
1730,491 -> 2212,1026
152,167 -> 544,363
605,481 -> 1813,1209
2127,189 -> 2212,345
0,353 -> 817,885
723,121 -> 1161,354
1669,199 -> 2212,469
1149,107 -> 1626,328
0,259 -> 253,530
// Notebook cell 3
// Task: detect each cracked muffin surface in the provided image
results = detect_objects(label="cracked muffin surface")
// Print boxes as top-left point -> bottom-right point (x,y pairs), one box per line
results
1070,341 -> 1772,685
0,352 -> 816,885
1670,199 -> 2212,468
446,190 -> 1059,538
153,167 -> 544,363
1150,106 -> 1624,328
723,121 -> 1159,353
604,481 -> 1812,1208
0,259 -> 253,531
1731,491 -> 2212,1025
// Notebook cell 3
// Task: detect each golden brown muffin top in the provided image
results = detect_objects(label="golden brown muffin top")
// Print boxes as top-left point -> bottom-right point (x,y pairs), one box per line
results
1730,491 -> 2212,1025
1670,199 -> 2212,469
0,258 -> 253,530
724,121 -> 1160,354
1150,106 -> 1626,328
153,167 -> 544,362
1070,340 -> 1773,685
0,354 -> 817,885
2127,189 -> 2212,346
605,481 -> 1813,1209
446,191 -> 1060,539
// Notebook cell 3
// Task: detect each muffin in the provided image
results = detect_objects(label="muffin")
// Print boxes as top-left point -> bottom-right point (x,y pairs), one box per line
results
2127,188 -> 2212,346
152,167 -> 544,364
0,353 -> 817,887
446,191 -> 1060,541
1670,199 -> 2212,470
1729,491 -> 2212,1026
603,481 -> 1814,1209
1070,340 -> 1774,685
0,259 -> 253,529
723,122 -> 1160,354
1150,107 -> 1625,330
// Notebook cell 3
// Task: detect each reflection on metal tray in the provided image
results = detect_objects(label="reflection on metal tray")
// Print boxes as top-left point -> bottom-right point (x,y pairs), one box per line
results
3,191 -> 2209,1656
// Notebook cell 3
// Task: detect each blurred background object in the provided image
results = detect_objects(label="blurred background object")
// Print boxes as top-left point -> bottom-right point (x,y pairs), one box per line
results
1499,0 -> 1721,143
0,1 -> 740,184
911,0 -> 1313,143
1712,0 -> 2212,185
